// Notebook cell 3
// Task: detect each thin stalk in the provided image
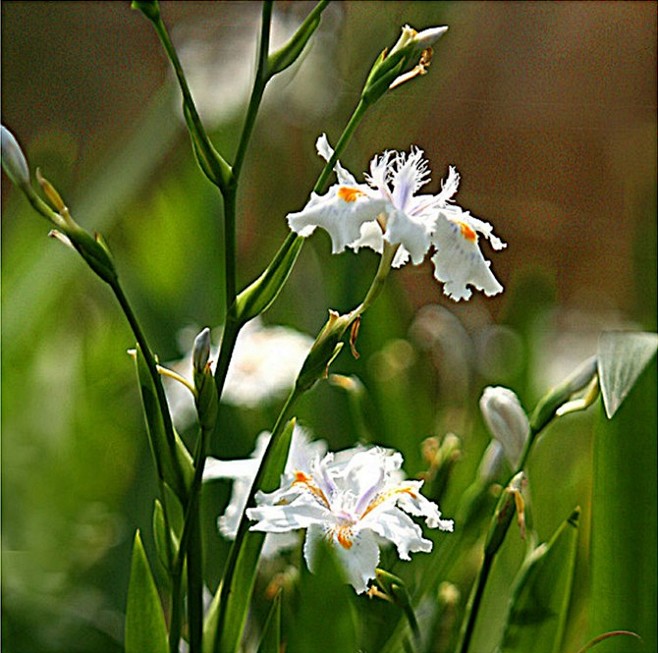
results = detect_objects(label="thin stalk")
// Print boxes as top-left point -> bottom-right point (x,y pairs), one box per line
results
232,1 -> 272,179
350,243 -> 398,318
456,554 -> 495,653
213,385 -> 303,653
170,420 -> 214,653
314,99 -> 369,193
148,12 -> 230,191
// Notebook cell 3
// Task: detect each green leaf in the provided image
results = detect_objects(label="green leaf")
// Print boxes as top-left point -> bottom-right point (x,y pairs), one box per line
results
598,331 -> 658,418
133,345 -> 193,501
499,508 -> 580,653
286,537 -> 358,653
152,498 -> 179,576
590,357 -> 656,653
214,417 -> 296,653
202,583 -> 222,653
125,530 -> 168,653
256,590 -> 282,653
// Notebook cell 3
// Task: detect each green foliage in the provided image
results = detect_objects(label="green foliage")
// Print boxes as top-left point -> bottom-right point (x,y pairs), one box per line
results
285,538 -> 358,653
499,508 -> 580,653
125,531 -> 168,653
590,352 -> 657,653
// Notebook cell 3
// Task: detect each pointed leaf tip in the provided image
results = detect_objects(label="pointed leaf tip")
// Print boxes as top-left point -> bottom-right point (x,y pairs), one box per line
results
598,331 -> 658,418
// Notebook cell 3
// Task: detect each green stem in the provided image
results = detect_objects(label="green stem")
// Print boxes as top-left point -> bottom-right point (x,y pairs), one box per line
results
350,242 -> 398,318
147,10 -> 231,191
314,99 -> 369,193
213,385 -> 303,653
456,553 -> 495,653
232,1 -> 272,179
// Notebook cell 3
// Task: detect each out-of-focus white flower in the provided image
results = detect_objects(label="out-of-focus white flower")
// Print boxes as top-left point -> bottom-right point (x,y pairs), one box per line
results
164,318 -> 313,430
246,445 -> 454,594
287,136 -> 506,302
479,386 -> 529,469
203,425 -> 327,558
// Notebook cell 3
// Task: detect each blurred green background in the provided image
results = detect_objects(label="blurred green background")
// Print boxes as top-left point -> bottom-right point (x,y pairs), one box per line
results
2,2 -> 656,652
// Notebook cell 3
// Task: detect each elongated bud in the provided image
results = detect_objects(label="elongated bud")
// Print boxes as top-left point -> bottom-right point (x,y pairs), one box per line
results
480,387 -> 529,469
192,327 -> 218,432
530,355 -> 599,433
235,234 -> 304,324
361,25 -> 448,106
296,310 -> 352,392
1,125 -> 30,187
484,471 -> 526,557
192,327 -> 211,376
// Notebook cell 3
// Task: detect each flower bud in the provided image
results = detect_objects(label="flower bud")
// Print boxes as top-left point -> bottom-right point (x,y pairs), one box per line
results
1,124 -> 30,187
192,327 -> 211,376
480,387 -> 529,469
388,25 -> 448,58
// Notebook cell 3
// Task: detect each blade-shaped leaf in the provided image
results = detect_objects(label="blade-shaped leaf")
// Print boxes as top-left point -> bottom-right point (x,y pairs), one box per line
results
598,331 -> 658,418
125,530 -> 168,653
499,508 -> 580,653
133,345 -> 194,501
590,358 -> 656,653
257,590 -> 282,653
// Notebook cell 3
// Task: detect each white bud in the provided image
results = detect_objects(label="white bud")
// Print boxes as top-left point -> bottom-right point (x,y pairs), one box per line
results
1,124 -> 30,186
192,327 -> 211,374
480,386 -> 529,469
389,24 -> 448,57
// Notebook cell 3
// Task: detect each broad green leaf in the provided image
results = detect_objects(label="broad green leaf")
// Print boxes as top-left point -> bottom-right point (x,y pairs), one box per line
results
598,331 -> 658,418
499,508 -> 580,653
590,358 -> 656,653
214,417 -> 296,653
125,530 -> 168,653
286,537 -> 358,653
133,345 -> 193,501
256,590 -> 282,653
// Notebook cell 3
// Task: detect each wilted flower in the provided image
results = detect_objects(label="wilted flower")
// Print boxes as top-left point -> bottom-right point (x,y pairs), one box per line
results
479,386 -> 530,469
164,318 -> 313,429
287,135 -> 505,301
203,425 -> 326,557
246,444 -> 454,593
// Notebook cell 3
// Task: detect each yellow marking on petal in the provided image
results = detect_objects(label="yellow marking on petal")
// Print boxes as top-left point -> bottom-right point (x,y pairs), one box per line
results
338,186 -> 365,203
360,486 -> 418,519
458,221 -> 478,243
292,471 -> 330,508
335,526 -> 354,549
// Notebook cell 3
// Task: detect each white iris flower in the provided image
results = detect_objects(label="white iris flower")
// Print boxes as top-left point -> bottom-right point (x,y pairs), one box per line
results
287,135 -> 506,301
203,426 -> 327,558
246,445 -> 454,594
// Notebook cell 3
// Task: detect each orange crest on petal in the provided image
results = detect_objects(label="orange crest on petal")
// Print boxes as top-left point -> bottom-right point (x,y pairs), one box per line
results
338,186 -> 365,203
458,221 -> 477,243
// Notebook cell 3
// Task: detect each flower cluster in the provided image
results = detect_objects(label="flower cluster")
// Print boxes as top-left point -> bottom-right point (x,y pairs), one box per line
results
287,135 -> 506,301
246,443 -> 453,593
